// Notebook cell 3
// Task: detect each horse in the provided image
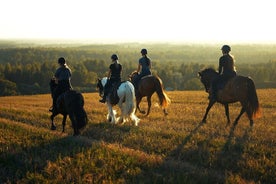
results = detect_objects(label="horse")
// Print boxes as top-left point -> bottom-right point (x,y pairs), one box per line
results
97,77 -> 140,126
129,71 -> 170,116
198,68 -> 261,127
49,79 -> 88,136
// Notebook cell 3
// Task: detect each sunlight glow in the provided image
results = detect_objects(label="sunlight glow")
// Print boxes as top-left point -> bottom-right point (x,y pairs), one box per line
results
1,0 -> 275,43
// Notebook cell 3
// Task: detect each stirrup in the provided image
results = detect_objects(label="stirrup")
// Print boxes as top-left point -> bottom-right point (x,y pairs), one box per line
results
99,99 -> 106,103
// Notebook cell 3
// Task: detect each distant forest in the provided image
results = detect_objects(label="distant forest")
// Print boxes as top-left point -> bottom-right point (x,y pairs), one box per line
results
0,41 -> 276,96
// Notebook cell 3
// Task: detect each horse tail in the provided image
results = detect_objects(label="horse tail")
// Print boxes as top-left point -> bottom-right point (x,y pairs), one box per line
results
73,92 -> 88,130
154,76 -> 171,108
247,78 -> 261,119
124,81 -> 136,114
124,82 -> 139,123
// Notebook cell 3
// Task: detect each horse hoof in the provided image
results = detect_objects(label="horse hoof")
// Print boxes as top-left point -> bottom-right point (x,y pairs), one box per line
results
51,125 -> 56,130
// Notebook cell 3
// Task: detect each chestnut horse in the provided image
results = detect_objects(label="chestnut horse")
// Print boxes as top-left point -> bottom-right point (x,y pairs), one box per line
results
198,68 -> 261,126
129,71 -> 170,116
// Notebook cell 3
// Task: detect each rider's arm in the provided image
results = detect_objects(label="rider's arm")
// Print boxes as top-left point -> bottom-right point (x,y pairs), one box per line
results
107,69 -> 111,78
136,63 -> 141,73
218,58 -> 223,74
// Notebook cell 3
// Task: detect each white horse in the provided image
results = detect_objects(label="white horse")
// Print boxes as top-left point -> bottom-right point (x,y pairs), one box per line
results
97,77 -> 140,126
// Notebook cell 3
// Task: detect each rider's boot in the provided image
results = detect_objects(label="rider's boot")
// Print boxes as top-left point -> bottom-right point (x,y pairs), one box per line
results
49,98 -> 57,112
99,95 -> 106,103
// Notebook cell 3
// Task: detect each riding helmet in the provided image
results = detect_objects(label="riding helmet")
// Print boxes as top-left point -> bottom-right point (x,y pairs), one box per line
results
141,48 -> 147,55
221,45 -> 231,52
58,57 -> 66,64
111,54 -> 118,61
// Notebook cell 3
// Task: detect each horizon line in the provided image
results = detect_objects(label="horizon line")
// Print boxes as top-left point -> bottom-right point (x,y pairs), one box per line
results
1,38 -> 276,45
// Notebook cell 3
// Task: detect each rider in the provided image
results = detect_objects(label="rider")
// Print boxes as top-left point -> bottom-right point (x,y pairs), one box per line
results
49,57 -> 72,112
210,45 -> 237,101
133,48 -> 152,89
99,54 -> 122,103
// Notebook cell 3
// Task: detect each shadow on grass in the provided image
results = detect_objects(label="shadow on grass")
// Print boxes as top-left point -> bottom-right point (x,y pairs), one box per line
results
212,124 -> 254,183
140,123 -> 257,183
0,135 -> 93,183
82,121 -> 136,143
169,121 -> 205,159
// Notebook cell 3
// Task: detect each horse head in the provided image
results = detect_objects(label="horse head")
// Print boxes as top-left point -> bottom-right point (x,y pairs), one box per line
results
198,68 -> 219,92
128,71 -> 138,82
96,77 -> 108,97
96,78 -> 104,97
49,78 -> 58,97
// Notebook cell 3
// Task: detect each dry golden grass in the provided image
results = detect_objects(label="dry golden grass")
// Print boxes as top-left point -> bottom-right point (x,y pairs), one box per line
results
0,89 -> 275,183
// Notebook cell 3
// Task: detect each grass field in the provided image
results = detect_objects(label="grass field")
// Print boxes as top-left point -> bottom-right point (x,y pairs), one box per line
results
0,89 -> 275,183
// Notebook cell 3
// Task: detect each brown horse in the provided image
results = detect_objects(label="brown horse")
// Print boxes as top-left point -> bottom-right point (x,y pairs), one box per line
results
129,71 -> 171,116
198,68 -> 261,126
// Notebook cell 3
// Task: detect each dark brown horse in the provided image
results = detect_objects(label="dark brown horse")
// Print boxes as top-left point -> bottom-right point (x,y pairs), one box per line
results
198,68 -> 261,126
49,79 -> 88,135
129,71 -> 171,116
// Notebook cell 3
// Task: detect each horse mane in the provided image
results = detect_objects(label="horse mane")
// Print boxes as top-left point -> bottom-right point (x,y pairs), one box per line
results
129,71 -> 138,77
202,68 -> 217,74
199,68 -> 219,77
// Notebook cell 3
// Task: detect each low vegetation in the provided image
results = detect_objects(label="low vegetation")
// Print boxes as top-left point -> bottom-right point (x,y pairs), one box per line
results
0,90 -> 275,183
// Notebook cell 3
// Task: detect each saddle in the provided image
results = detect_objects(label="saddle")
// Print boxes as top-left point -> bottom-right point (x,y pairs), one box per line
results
217,80 -> 227,90
217,75 -> 236,91
56,90 -> 69,110
141,74 -> 153,80
108,82 -> 122,105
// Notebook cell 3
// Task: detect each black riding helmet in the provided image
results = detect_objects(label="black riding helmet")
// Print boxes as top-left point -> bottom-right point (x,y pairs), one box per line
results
58,57 -> 66,65
111,54 -> 118,61
221,45 -> 231,52
141,48 -> 147,55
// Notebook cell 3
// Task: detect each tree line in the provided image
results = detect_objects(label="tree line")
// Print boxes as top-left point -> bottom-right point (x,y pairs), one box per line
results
0,44 -> 276,96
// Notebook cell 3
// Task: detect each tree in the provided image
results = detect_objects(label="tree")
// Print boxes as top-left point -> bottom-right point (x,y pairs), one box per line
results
0,79 -> 18,96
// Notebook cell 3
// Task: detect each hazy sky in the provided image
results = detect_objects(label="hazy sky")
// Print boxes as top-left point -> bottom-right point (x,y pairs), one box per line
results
1,0 -> 275,43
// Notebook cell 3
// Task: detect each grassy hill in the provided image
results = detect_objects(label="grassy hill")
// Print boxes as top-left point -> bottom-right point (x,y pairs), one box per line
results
0,90 -> 275,183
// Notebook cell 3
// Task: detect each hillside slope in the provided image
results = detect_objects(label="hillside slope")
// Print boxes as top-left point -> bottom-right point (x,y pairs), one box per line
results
0,90 -> 275,183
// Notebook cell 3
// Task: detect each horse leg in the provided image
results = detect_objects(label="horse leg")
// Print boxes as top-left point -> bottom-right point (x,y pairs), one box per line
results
245,108 -> 254,127
117,101 -> 124,124
62,115 -> 67,133
136,96 -> 145,114
146,96 -> 152,116
163,109 -> 168,116
201,100 -> 216,124
50,113 -> 57,130
234,107 -> 246,126
69,112 -> 79,136
107,104 -> 116,124
249,119 -> 254,127
224,104 -> 231,126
